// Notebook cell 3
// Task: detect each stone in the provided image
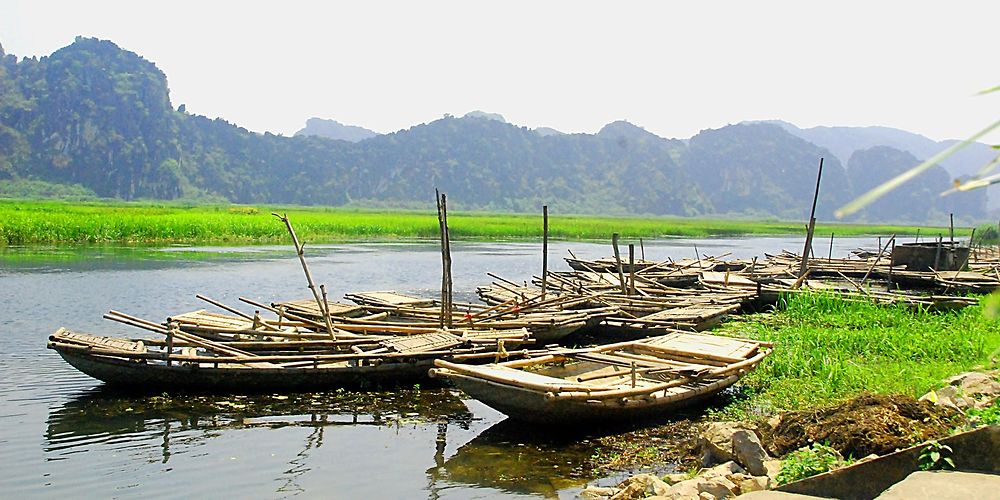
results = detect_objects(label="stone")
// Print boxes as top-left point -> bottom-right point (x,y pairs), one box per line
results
763,459 -> 783,481
876,470 -> 1000,499
732,428 -> 770,476
611,474 -> 671,500
946,372 -> 1000,398
698,493 -> 716,500
664,472 -> 692,484
701,422 -> 750,464
733,475 -> 770,494
738,492 -> 826,499
701,422 -> 770,474
702,461 -> 745,479
664,478 -> 702,499
580,485 -> 618,498
696,477 -> 736,498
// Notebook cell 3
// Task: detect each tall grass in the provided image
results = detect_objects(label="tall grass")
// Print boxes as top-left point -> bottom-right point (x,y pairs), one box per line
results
0,199 -> 962,246
717,293 -> 1000,416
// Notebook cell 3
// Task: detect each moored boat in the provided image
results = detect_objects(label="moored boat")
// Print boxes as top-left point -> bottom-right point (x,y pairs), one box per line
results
48,327 -> 530,392
429,331 -> 771,424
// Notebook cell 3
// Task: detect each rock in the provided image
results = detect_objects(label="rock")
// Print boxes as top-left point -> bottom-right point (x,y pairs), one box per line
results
701,422 -> 770,474
763,459 -> 783,482
946,372 -> 1000,397
702,460 -> 745,479
580,485 -> 618,498
876,470 -> 1000,499
611,474 -> 671,500
698,493 -> 716,500
732,429 -> 770,476
696,476 -> 737,498
701,422 -> 749,464
733,475 -> 770,494
664,478 -> 702,499
664,472 -> 692,484
935,385 -> 968,410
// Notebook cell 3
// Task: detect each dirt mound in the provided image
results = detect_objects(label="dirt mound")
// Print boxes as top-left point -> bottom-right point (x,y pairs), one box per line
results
765,393 -> 962,458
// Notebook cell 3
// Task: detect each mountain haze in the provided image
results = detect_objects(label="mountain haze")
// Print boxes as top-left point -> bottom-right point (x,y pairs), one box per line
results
758,120 -> 999,210
0,38 -> 988,223
294,118 -> 378,142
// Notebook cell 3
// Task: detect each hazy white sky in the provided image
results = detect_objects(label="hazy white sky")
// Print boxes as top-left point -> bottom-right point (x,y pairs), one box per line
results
2,1 -> 997,142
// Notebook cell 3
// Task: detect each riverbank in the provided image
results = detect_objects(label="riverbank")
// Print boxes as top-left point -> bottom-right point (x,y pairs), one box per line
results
0,199 -> 957,245
580,293 -> 1000,497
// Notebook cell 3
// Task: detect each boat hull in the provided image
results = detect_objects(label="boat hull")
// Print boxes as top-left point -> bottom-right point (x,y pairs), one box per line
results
442,371 -> 740,424
55,349 -> 434,392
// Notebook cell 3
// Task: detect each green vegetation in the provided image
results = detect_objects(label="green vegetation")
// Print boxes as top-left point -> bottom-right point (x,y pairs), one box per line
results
917,441 -> 955,471
775,443 -> 845,485
715,293 -> 1000,418
966,399 -> 1000,427
0,199 -> 963,246
0,180 -> 98,200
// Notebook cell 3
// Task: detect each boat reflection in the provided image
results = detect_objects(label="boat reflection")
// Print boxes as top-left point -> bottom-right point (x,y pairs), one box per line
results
46,385 -> 474,465
428,418 -> 597,498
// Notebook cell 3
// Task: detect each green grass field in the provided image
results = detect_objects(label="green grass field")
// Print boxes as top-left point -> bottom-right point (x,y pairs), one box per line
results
714,293 -> 1000,418
0,199 -> 963,246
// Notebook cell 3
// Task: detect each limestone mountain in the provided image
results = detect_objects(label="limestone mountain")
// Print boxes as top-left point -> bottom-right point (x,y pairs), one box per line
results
294,118 -> 378,142
758,120 -> 999,209
682,123 -> 851,219
0,37 -> 989,223
845,146 -> 985,224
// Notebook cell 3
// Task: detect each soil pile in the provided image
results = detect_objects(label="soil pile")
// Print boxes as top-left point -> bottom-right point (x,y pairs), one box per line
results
764,393 -> 961,457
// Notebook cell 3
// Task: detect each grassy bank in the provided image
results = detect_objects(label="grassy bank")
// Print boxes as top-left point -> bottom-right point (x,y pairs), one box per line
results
715,293 -> 1000,418
0,199 -> 962,246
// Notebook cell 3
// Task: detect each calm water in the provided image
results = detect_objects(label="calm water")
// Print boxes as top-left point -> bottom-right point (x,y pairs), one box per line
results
0,236 -> 876,498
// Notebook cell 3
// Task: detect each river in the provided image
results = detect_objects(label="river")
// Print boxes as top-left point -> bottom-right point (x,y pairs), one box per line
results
0,236 -> 877,498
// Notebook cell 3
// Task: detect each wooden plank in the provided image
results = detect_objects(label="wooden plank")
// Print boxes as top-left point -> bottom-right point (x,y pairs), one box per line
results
346,291 -> 436,308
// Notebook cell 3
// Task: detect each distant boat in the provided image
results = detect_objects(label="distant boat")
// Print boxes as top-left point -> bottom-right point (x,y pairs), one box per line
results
430,331 -> 771,424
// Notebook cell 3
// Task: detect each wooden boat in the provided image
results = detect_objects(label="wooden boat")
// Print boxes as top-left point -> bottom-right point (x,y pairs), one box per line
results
599,303 -> 743,339
430,331 -> 771,423
342,290 -> 602,344
48,327 -> 530,392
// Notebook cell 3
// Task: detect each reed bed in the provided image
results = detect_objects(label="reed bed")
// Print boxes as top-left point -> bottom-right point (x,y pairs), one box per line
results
0,199 -> 959,246
715,292 -> 1000,417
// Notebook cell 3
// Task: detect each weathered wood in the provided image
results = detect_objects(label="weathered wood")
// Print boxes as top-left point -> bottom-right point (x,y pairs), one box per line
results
542,205 -> 549,298
612,233 -> 627,294
629,244 -> 636,296
799,157 -> 823,277
272,213 -> 336,340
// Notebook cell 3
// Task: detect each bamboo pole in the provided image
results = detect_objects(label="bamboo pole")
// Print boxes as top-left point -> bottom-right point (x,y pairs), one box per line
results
542,205 -> 549,299
799,158 -> 824,277
272,213 -> 336,340
860,234 -> 895,286
436,190 -> 453,328
950,213 -> 955,246
628,244 -> 636,296
612,233 -> 627,294
195,294 -> 283,332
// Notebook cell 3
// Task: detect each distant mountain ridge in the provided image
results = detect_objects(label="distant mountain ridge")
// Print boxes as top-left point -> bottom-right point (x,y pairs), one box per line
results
0,37 -> 987,223
752,120 -> 999,209
294,118 -> 378,142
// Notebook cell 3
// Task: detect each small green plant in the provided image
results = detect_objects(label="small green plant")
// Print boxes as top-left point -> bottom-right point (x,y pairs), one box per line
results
966,400 -> 1000,427
776,443 -> 843,485
918,440 -> 955,471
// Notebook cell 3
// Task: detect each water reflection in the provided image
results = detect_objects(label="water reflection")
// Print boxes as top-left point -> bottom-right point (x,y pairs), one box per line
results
46,387 -> 473,483
429,419 -> 597,497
